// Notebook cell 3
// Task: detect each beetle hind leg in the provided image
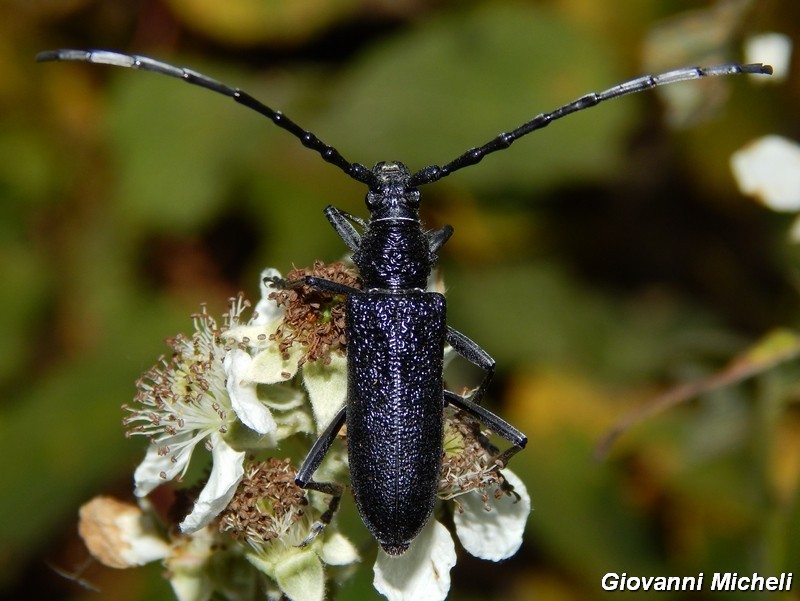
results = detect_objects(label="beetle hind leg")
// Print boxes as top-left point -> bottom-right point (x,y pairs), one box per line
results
444,328 -> 527,496
443,389 -> 527,470
298,480 -> 344,547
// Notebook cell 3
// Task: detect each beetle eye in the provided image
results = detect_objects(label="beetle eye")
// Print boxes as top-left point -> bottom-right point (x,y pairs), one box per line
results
366,191 -> 381,209
406,190 -> 420,208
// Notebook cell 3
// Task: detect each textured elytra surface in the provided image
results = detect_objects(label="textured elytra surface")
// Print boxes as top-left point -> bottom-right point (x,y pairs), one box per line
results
346,292 -> 447,550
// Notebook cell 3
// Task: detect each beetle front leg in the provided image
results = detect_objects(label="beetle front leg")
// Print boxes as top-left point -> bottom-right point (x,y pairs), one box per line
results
266,273 -> 360,296
427,224 -> 454,255
324,205 -> 363,253
296,407 -> 347,546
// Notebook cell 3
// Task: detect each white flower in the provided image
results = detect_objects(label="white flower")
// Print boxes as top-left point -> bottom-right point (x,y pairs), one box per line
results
80,457 -> 361,601
373,470 -> 530,601
124,292 -> 310,533
178,435 -> 246,532
374,520 -> 456,601
105,261 -> 528,601
224,348 -> 277,433
743,32 -> 792,84
731,135 -> 800,212
78,496 -> 170,569
452,469 -> 530,561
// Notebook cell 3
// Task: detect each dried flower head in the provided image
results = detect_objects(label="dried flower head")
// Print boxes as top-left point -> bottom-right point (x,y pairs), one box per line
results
439,408 -> 512,506
220,458 -> 308,548
270,260 -> 360,365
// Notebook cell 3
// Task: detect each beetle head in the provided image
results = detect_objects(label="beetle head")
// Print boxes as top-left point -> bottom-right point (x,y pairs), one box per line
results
365,162 -> 420,220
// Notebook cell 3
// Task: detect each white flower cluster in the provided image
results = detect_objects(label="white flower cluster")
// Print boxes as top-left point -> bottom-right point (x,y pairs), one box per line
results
79,263 -> 530,601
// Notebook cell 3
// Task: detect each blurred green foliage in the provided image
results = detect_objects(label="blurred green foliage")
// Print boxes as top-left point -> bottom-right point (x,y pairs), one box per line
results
2,0 -> 799,599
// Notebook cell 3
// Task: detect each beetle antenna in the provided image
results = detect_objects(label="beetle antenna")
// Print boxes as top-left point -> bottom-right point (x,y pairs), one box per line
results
408,62 -> 773,187
36,49 -> 377,188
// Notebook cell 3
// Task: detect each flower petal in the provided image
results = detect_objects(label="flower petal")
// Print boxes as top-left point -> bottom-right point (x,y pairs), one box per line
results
133,431 -> 199,497
247,343 -> 302,384
180,434 -> 245,533
452,469 -> 530,561
252,268 -> 285,325
743,32 -> 792,84
78,496 -> 170,568
731,135 -> 800,211
318,531 -> 360,566
303,352 -> 348,434
224,348 -> 277,434
373,519 -> 456,601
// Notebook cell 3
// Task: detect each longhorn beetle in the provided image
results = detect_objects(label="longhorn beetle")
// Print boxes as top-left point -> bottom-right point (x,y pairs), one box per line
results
37,49 -> 772,556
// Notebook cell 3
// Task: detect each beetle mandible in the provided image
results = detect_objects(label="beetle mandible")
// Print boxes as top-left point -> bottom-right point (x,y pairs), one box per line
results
37,49 -> 772,555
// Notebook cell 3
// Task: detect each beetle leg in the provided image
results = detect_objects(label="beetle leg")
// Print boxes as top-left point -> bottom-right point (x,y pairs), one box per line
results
443,390 -> 527,468
298,482 -> 344,547
427,224 -> 454,255
297,407 -> 346,485
445,327 -> 527,465
324,205 -> 363,253
296,407 -> 347,546
445,330 -> 527,469
446,326 -> 495,406
266,274 -> 360,296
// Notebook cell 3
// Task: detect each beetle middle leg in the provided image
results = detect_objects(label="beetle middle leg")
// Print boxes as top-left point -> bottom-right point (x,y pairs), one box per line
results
446,326 -> 496,407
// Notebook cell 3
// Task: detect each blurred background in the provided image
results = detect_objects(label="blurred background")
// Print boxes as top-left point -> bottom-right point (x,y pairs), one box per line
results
2,0 -> 799,599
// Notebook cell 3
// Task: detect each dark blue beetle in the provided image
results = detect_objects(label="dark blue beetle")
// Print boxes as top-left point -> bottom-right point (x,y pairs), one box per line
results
37,49 -> 771,555
287,161 -> 518,555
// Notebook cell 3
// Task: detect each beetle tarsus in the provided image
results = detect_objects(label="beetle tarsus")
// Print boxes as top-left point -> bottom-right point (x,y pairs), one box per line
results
297,479 -> 343,548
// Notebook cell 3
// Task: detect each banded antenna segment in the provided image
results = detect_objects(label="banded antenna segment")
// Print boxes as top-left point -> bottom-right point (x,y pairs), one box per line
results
408,62 -> 772,186
36,49 -> 376,188
37,49 -> 771,191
